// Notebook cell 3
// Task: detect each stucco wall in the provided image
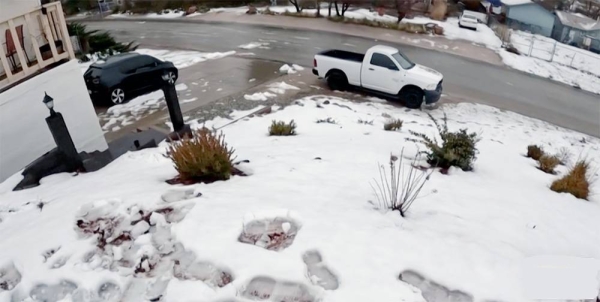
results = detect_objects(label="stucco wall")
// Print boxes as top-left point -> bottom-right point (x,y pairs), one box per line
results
0,0 -> 40,22
506,4 -> 555,37
0,60 -> 108,182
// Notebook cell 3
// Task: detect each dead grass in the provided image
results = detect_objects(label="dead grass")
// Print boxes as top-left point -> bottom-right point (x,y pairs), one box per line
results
269,120 -> 297,136
166,128 -> 235,183
527,145 -> 544,160
383,119 -> 403,131
550,160 -> 592,200
537,155 -> 560,174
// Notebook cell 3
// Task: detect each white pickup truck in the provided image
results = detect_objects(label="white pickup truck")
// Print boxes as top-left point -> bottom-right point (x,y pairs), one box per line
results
312,45 -> 443,108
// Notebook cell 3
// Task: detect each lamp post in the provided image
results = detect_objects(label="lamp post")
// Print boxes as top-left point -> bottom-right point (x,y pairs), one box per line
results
43,92 -> 82,171
161,71 -> 191,140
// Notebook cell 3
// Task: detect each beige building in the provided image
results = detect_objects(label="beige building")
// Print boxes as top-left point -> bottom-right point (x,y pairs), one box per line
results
0,0 -> 108,182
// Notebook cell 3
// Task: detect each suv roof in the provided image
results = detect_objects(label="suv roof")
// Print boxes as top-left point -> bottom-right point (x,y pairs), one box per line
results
91,53 -> 141,69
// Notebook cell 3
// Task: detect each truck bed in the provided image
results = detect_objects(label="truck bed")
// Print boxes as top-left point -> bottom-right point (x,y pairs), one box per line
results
319,50 -> 365,63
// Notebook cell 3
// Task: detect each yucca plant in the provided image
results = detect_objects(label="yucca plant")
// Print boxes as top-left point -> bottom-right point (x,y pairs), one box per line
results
166,128 -> 235,183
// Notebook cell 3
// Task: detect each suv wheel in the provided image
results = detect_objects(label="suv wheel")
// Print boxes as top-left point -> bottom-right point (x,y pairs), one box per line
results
164,70 -> 177,85
110,88 -> 126,105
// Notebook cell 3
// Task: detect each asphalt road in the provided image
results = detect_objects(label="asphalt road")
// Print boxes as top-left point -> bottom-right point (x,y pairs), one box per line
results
84,20 -> 600,137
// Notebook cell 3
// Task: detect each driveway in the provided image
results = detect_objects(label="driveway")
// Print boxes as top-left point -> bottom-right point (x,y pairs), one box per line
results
84,20 -> 600,137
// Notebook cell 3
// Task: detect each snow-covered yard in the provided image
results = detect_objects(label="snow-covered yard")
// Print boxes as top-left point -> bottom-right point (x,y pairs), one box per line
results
1,95 -> 599,302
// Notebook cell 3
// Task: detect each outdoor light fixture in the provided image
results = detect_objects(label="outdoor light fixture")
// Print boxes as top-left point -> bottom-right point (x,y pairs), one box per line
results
42,92 -> 56,116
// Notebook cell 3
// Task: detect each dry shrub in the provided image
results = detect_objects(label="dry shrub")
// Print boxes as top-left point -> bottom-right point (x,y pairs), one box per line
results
269,120 -> 297,136
537,155 -> 560,174
383,119 -> 403,131
166,128 -> 235,183
527,145 -> 544,160
550,160 -> 591,200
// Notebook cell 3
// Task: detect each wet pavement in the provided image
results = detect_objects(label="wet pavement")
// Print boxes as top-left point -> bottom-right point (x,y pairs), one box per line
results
84,20 -> 600,137
96,56 -> 284,142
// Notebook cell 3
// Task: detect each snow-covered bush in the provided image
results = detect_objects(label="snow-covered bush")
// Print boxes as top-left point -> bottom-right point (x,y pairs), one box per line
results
527,144 -> 544,160
551,160 -> 592,200
383,118 -> 403,131
269,120 -> 297,136
410,113 -> 479,172
537,155 -> 560,174
370,151 -> 432,217
166,129 -> 236,183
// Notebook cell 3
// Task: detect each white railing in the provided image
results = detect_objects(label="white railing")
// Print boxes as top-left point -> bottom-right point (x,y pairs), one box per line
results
0,1 -> 76,90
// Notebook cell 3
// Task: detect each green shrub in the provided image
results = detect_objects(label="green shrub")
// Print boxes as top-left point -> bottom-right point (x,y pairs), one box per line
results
550,160 -> 591,200
269,120 -> 296,136
537,155 -> 560,174
383,119 -> 403,131
166,128 -> 235,183
527,145 -> 544,160
410,113 -> 479,171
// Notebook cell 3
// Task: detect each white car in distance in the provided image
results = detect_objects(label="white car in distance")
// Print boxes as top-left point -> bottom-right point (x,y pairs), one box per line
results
459,13 -> 479,31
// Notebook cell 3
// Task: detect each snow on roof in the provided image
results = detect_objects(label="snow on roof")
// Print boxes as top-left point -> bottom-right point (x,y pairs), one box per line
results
555,11 -> 600,31
370,45 -> 400,55
500,0 -> 532,6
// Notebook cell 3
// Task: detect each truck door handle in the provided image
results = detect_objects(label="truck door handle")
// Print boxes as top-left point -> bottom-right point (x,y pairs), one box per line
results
368,68 -> 374,71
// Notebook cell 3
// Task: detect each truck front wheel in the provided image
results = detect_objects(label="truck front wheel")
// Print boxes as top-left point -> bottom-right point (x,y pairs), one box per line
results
402,87 -> 424,109
326,71 -> 348,91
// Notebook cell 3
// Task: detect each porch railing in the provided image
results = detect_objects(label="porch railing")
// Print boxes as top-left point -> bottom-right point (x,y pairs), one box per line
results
0,1 -> 76,90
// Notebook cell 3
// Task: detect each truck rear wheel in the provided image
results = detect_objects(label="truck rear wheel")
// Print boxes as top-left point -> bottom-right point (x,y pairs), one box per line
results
402,87 -> 424,109
326,71 -> 348,91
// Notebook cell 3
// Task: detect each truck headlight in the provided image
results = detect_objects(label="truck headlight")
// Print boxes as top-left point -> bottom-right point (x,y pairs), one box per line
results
426,83 -> 437,90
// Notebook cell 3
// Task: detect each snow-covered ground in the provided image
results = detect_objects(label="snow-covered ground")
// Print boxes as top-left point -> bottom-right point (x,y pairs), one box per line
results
109,9 -> 185,19
510,30 -> 600,78
1,95 -> 599,302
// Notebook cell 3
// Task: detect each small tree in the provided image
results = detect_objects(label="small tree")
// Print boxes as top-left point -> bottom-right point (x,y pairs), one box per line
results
289,0 -> 302,12
316,0 -> 321,16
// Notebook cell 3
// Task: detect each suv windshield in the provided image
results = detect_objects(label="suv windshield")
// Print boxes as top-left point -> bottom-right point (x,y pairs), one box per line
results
392,52 -> 415,69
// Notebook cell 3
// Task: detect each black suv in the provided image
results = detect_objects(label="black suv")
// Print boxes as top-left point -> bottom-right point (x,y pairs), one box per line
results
84,53 -> 178,105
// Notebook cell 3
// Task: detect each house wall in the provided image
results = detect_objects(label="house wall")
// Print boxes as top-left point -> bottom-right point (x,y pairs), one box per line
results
0,0 -> 41,22
0,60 -> 108,182
506,4 -> 555,36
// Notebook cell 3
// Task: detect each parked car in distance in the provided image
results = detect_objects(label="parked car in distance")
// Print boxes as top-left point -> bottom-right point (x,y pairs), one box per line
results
459,12 -> 479,30
312,45 -> 443,108
84,53 -> 178,106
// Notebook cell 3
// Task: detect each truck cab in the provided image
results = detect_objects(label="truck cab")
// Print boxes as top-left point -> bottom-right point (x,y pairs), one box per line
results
313,45 -> 443,108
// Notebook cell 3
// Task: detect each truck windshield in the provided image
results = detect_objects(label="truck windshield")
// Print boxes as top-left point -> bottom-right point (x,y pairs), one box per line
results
392,52 -> 415,69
